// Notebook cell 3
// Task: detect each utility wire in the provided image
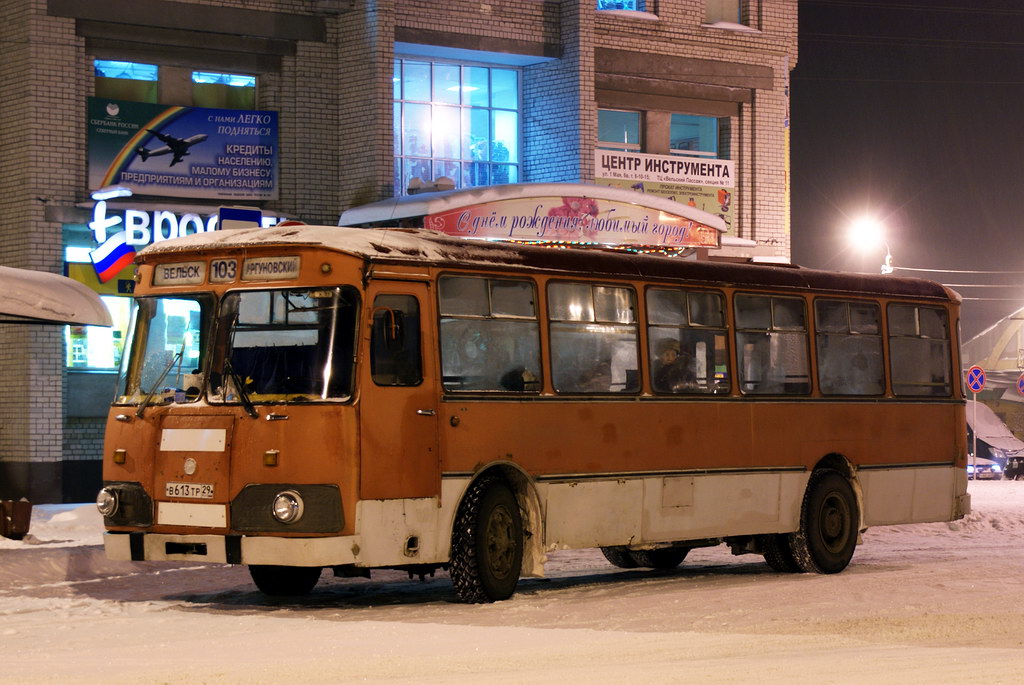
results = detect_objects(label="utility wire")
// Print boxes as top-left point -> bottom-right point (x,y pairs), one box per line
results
894,266 -> 1024,275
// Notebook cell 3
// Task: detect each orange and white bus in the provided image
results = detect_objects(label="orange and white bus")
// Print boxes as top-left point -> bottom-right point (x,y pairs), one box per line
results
98,221 -> 969,602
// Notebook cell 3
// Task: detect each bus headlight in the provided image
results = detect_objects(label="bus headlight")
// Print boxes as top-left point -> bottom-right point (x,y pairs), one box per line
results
96,487 -> 119,517
271,490 -> 304,524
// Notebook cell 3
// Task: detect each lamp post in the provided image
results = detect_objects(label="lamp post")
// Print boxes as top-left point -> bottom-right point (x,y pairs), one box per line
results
849,216 -> 893,274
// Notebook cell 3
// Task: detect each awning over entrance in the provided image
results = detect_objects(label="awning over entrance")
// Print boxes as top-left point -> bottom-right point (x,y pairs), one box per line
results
967,400 -> 1024,454
0,266 -> 112,326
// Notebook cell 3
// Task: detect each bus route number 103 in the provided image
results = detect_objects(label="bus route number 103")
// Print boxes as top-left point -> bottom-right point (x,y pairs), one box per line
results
210,259 -> 238,283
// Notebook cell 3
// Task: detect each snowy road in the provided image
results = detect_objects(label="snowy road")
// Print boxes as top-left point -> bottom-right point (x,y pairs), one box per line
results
2,480 -> 1024,683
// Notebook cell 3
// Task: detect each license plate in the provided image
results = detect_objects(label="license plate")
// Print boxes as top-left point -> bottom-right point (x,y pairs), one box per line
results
165,482 -> 214,499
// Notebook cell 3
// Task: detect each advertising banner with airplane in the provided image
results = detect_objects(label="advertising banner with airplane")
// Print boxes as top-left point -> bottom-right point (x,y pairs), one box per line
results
88,98 -> 278,200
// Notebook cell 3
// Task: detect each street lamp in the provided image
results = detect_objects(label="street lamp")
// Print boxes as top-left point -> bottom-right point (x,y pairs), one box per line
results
849,216 -> 893,274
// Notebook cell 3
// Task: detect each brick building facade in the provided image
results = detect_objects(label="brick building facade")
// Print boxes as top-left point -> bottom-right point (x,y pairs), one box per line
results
0,0 -> 797,502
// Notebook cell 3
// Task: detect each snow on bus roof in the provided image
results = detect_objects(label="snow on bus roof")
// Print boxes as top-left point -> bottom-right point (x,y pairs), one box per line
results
140,224 -> 533,268
336,182 -> 727,233
139,224 -> 956,301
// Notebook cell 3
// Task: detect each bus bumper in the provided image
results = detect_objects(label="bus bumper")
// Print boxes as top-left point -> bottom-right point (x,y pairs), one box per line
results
104,531 -> 361,567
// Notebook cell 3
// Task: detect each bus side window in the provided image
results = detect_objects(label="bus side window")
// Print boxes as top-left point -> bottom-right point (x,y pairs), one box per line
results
735,294 -> 810,395
370,294 -> 422,386
815,299 -> 884,395
438,276 -> 542,392
888,304 -> 951,397
646,288 -> 730,395
549,282 -> 639,394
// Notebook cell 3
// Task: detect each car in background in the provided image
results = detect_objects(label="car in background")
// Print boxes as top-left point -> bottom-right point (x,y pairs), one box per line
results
968,456 -> 1003,480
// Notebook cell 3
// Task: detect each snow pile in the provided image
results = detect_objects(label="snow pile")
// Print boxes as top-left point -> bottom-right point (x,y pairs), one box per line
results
0,503 -> 103,550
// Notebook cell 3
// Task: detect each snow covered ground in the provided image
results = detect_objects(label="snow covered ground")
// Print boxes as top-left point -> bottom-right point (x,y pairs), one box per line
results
2,481 -> 1024,683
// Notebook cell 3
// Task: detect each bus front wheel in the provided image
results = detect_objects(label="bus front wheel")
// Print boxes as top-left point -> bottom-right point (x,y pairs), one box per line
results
248,564 -> 322,596
789,470 -> 859,574
450,476 -> 523,603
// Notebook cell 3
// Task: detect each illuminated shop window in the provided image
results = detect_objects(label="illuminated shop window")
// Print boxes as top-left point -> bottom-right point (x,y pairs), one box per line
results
64,246 -> 133,371
670,114 -> 719,157
597,0 -> 644,9
192,71 -> 257,109
598,109 -> 641,151
393,59 -> 520,194
66,296 -> 133,370
94,60 -> 158,103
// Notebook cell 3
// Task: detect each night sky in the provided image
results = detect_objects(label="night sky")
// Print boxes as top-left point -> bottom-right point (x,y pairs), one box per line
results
791,0 -> 1024,338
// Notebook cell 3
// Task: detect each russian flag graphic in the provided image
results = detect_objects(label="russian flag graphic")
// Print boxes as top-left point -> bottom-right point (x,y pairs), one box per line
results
90,231 -> 136,283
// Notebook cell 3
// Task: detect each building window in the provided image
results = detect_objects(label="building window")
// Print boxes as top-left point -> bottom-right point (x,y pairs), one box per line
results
598,109 -> 641,151
192,71 -> 256,110
63,245 -> 133,371
670,114 -> 719,157
393,59 -> 520,194
597,0 -> 644,9
94,60 -> 158,103
66,296 -> 132,370
705,0 -> 743,25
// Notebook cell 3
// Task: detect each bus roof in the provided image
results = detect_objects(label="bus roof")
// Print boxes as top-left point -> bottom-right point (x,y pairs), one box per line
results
140,224 -> 957,302
337,182 -> 727,234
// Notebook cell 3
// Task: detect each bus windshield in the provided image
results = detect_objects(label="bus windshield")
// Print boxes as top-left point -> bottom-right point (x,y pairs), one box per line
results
116,295 -> 211,405
209,286 -> 358,404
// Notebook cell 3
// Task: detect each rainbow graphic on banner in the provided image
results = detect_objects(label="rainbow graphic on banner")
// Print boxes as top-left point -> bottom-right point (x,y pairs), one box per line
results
99,106 -> 187,187
90,231 -> 136,283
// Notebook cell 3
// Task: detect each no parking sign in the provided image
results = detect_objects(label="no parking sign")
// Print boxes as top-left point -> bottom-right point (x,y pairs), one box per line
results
966,366 -> 986,394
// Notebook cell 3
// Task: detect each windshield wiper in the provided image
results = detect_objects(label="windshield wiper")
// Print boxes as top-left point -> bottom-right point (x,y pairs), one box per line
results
136,351 -> 183,418
223,359 -> 258,419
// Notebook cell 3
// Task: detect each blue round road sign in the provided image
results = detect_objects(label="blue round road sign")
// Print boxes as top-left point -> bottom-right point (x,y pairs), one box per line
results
966,366 -> 986,393
1017,373 -> 1024,396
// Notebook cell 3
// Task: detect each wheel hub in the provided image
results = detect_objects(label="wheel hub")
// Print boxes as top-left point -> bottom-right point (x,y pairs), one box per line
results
485,504 -> 515,578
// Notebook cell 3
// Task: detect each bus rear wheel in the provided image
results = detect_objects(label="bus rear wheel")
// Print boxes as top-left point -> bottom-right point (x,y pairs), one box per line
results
248,564 -> 322,596
600,546 -> 639,568
450,476 -> 523,603
761,534 -> 801,572
629,547 -> 689,570
789,470 -> 859,574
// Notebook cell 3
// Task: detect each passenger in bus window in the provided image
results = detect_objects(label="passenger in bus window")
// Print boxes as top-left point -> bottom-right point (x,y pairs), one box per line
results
652,338 -> 696,393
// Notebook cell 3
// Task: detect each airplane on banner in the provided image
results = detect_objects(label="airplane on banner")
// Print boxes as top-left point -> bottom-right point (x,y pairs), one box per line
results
136,129 -> 208,167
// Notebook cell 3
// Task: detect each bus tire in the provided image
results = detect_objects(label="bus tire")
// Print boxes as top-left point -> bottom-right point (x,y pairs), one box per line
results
789,470 -> 859,574
600,546 -> 640,568
248,565 -> 322,596
761,534 -> 801,573
449,476 -> 523,603
629,547 -> 689,570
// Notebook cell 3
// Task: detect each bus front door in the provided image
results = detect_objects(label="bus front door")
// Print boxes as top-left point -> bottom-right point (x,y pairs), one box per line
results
359,283 -> 440,500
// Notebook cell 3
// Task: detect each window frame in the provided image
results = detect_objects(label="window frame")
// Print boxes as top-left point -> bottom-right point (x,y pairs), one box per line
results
734,292 -> 811,396
597,108 -> 643,152
886,303 -> 952,398
813,298 -> 885,397
547,280 -> 641,395
645,286 -> 731,396
393,57 -> 522,195
437,274 -> 542,393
